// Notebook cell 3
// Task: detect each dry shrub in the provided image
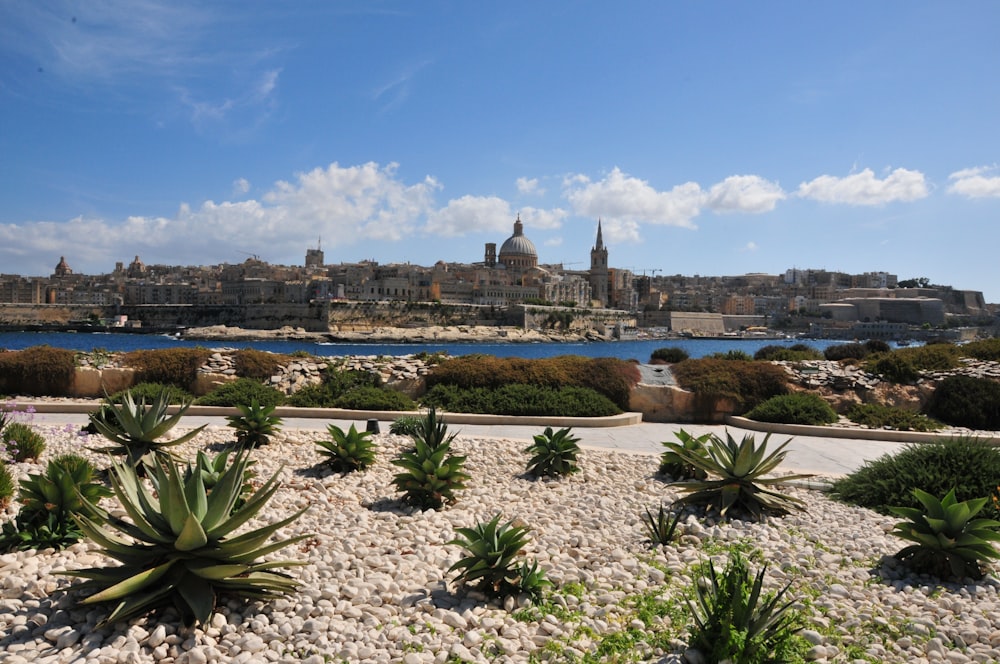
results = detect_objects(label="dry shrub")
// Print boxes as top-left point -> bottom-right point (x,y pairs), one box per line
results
0,345 -> 76,396
426,355 -> 640,410
122,347 -> 212,388
670,358 -> 788,414
232,349 -> 292,380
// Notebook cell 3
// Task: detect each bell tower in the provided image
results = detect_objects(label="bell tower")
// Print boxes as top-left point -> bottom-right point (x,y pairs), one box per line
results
589,220 -> 609,307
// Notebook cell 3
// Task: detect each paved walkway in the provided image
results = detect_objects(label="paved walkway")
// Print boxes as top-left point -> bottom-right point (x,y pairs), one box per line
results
27,411 -> 909,478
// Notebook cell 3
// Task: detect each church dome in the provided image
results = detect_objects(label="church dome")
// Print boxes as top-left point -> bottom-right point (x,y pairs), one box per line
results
498,216 -> 538,269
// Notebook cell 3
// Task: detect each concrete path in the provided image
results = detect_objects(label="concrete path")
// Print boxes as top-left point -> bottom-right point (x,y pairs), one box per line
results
27,411 -> 909,478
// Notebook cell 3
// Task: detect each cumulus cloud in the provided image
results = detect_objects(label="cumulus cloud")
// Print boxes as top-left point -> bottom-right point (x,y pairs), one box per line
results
564,168 -> 705,228
601,218 -> 642,244
232,178 -> 251,196
948,165 -> 1000,198
796,168 -> 928,205
424,195 -> 513,237
740,241 -> 759,252
706,175 -> 785,213
519,206 -> 567,231
0,161 -> 445,272
516,177 -> 544,196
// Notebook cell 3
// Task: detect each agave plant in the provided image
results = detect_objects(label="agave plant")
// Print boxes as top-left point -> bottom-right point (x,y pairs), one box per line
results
62,452 -> 309,627
186,450 -> 256,512
524,426 -> 581,477
391,437 -> 470,510
227,399 -> 283,449
448,514 -> 550,601
687,550 -> 802,662
88,389 -> 205,470
658,429 -> 711,480
315,423 -> 377,472
642,504 -> 683,547
890,487 -> 1000,580
669,431 -> 813,520
413,407 -> 457,449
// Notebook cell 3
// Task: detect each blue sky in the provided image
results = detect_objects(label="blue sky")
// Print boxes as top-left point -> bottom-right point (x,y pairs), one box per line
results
2,2 -> 1000,300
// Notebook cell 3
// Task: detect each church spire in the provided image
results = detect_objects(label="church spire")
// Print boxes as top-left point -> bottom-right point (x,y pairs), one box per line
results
594,219 -> 604,250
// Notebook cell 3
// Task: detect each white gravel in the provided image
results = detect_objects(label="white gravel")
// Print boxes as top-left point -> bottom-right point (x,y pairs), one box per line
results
2,422 -> 1000,664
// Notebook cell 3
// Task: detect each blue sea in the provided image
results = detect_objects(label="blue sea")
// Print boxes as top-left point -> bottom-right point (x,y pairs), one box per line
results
0,330 -> 858,362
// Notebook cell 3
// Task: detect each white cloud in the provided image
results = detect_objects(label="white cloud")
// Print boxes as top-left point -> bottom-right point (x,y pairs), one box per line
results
740,241 -> 759,252
564,167 -> 705,228
601,218 -> 642,244
519,206 -> 567,231
706,175 -> 785,213
543,237 -> 563,247
948,165 -> 1000,198
796,168 -> 928,205
424,195 -> 512,237
516,177 -> 544,196
232,178 -> 251,196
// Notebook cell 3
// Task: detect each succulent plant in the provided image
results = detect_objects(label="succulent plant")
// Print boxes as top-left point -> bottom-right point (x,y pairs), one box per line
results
2,422 -> 47,462
687,550 -> 802,663
186,450 -> 255,512
315,423 -> 377,472
17,454 -> 110,523
669,431 -> 813,520
890,487 -> 1000,580
226,399 -> 283,449
524,426 -> 581,477
88,389 -> 205,470
391,437 -> 469,510
658,429 -> 711,480
641,503 -> 683,547
62,452 -> 309,627
413,407 -> 457,450
448,514 -> 550,601
0,462 -> 14,510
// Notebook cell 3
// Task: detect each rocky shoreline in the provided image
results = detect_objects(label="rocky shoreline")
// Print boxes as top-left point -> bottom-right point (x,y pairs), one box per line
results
3,423 -> 1000,663
180,325 -> 614,344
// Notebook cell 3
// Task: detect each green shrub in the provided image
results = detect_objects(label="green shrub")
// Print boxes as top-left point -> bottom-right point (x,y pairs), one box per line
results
960,338 -> 1000,361
707,349 -> 754,361
671,358 -> 788,415
122,347 -> 212,388
831,436 -> 1000,521
232,349 -> 292,380
108,382 -> 193,405
845,403 -> 943,432
426,355 -> 639,411
389,415 -> 423,437
890,488 -> 1000,580
897,343 -> 961,371
421,383 -> 621,417
285,370 -> 381,408
196,378 -> 285,407
744,393 -> 837,426
0,345 -> 76,396
687,550 -> 805,663
866,353 -> 920,384
926,375 -> 1000,430
2,423 -> 47,462
0,462 -> 13,509
753,344 -> 823,362
650,347 -> 689,364
334,386 -> 417,411
824,339 -> 888,362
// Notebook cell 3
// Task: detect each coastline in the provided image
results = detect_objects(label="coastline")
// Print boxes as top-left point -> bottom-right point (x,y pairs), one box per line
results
179,324 -> 615,344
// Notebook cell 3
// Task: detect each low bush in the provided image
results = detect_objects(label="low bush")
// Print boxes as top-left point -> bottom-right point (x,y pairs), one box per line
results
670,358 -> 788,415
285,370 -> 381,408
824,339 -> 889,362
706,349 -> 754,361
831,436 -> 1000,521
426,355 -> 639,411
196,378 -> 285,408
334,386 -> 417,411
960,338 -> 1000,361
232,349 -> 292,380
650,347 -> 689,364
753,344 -> 823,362
0,345 -> 76,396
866,353 -> 920,384
845,403 -> 943,432
925,375 -> 1000,430
744,392 -> 837,425
122,347 -> 211,388
422,383 -> 621,417
2,423 -> 47,462
108,382 -> 193,405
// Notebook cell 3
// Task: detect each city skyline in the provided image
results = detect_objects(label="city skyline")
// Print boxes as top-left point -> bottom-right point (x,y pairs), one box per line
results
2,2 -> 999,300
